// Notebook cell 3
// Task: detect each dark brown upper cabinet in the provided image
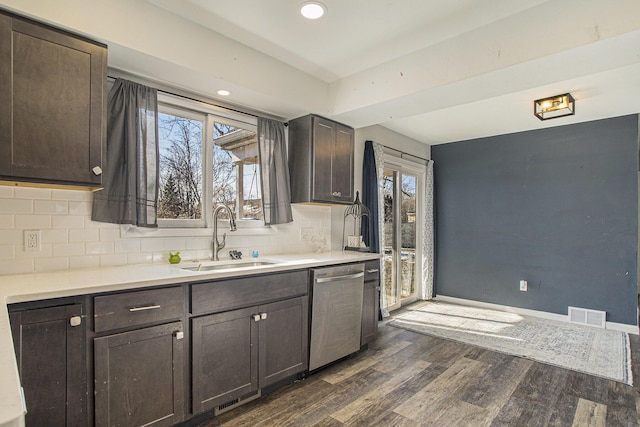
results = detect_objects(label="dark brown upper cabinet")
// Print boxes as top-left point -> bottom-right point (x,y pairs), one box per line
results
0,10 -> 106,190
288,114 -> 354,205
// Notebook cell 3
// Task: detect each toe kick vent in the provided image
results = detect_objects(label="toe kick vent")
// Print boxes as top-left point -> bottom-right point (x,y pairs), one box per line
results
214,390 -> 261,416
568,306 -> 606,329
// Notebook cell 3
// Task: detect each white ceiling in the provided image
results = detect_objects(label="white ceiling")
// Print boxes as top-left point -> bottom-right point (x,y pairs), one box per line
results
3,0 -> 640,146
146,0 -> 640,145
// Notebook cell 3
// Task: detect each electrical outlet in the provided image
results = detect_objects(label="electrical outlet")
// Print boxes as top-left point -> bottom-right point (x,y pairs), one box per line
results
24,230 -> 41,252
519,280 -> 528,292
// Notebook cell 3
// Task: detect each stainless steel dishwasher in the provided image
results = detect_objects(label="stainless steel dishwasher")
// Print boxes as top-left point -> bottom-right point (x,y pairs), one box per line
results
309,263 -> 365,371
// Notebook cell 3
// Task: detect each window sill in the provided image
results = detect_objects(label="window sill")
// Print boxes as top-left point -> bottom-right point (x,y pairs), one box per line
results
120,221 -> 273,238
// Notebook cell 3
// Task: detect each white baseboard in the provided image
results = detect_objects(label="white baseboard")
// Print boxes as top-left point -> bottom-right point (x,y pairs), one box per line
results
433,295 -> 639,335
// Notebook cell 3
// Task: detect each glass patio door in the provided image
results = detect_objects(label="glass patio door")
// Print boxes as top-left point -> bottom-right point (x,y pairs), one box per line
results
383,164 -> 420,312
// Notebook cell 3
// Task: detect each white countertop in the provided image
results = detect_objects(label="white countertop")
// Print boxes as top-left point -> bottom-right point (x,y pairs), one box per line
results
0,251 -> 379,427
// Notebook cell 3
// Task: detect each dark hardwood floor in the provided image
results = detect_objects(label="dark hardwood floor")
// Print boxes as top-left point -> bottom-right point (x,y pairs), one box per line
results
200,310 -> 640,426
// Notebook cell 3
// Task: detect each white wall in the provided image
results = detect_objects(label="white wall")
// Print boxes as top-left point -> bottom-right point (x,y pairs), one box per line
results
0,186 -> 331,275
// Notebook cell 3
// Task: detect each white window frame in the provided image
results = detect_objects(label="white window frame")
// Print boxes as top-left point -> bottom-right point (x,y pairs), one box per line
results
122,93 -> 263,238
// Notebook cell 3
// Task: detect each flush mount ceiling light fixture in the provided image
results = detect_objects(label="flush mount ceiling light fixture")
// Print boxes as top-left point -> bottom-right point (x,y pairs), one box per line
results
534,93 -> 575,120
300,1 -> 327,19
217,89 -> 231,96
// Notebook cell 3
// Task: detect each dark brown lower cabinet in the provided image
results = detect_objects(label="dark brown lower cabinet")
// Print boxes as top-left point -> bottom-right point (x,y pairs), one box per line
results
259,297 -> 309,387
361,261 -> 380,346
94,321 -> 185,427
192,296 -> 308,414
9,304 -> 87,427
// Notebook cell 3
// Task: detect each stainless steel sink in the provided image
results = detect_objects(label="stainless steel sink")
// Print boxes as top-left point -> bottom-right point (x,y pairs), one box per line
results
181,261 -> 277,272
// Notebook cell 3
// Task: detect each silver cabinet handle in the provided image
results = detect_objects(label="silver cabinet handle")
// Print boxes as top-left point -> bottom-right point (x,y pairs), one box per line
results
92,166 -> 103,176
69,316 -> 82,327
175,331 -> 184,340
316,272 -> 364,283
332,191 -> 342,197
129,305 -> 161,312
366,269 -> 379,273
260,313 -> 267,320
253,314 -> 261,322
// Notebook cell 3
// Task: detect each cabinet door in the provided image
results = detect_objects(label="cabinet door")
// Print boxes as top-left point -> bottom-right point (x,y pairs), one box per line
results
94,322 -> 185,427
361,279 -> 380,345
0,12 -> 106,187
9,304 -> 86,427
332,124 -> 354,203
311,117 -> 336,202
191,307 -> 258,413
258,296 -> 309,388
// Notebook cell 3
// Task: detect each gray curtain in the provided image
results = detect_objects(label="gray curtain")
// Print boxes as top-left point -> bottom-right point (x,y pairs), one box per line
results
92,79 -> 159,227
257,117 -> 293,225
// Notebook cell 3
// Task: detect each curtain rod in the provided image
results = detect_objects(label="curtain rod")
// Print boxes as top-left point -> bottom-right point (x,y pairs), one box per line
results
107,74 -> 287,125
377,143 -> 430,163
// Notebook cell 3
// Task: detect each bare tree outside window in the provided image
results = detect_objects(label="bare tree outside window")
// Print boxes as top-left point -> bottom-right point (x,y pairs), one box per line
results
157,109 -> 263,225
158,113 -> 203,219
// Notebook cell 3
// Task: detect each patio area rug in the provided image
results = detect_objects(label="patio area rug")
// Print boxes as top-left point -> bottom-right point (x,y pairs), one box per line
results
388,300 -> 632,385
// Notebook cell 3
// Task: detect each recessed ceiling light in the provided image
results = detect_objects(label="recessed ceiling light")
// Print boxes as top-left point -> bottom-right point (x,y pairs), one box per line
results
217,89 -> 231,96
300,1 -> 326,19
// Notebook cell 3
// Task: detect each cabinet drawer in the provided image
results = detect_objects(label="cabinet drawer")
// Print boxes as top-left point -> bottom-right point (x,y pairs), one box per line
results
94,287 -> 184,333
364,260 -> 381,282
191,270 -> 308,316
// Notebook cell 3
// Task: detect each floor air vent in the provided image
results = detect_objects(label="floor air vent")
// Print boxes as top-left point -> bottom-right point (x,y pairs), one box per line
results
568,306 -> 606,329
214,390 -> 261,416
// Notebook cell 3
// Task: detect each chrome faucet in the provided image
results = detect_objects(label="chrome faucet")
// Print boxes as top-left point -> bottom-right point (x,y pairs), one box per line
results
212,204 -> 237,261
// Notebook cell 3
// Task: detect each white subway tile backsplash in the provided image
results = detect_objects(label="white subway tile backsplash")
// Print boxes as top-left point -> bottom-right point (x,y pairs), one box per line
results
34,200 -> 69,214
0,245 -> 15,260
127,252 -> 154,265
35,257 -> 69,272
68,201 -> 92,215
53,243 -> 85,257
69,255 -> 100,270
99,228 -> 121,242
85,242 -> 114,255
0,187 -> 14,198
140,238 -> 164,253
14,187 -> 51,200
15,215 -> 51,229
15,244 -> 53,258
100,254 -> 128,267
186,238 -> 211,250
0,215 -> 14,228
0,192 -> 333,275
0,259 -> 33,275
163,238 -> 187,251
0,199 -> 32,214
0,229 -> 20,245
115,239 -> 141,254
52,215 -> 85,229
41,229 -> 69,244
51,189 -> 91,201
69,228 -> 99,243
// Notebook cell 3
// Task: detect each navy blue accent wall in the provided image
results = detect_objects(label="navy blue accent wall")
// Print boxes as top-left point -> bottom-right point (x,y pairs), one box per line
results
432,115 -> 638,325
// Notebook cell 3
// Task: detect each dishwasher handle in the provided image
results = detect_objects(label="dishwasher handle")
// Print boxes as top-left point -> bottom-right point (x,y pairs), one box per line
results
315,272 -> 364,283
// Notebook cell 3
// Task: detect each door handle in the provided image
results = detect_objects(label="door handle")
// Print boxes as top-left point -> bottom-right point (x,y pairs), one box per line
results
316,272 -> 364,283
